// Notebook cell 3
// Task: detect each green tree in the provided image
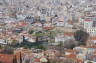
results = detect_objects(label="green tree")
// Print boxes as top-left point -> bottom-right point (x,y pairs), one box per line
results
58,41 -> 64,54
74,30 -> 89,45
58,41 -> 63,47
11,40 -> 18,46
0,45 -> 2,49
35,31 -> 45,42
28,30 -> 34,34
36,45 -> 46,50
0,61 -> 3,63
87,61 -> 93,63
23,45 -> 29,49
2,46 -> 14,54
64,39 -> 77,49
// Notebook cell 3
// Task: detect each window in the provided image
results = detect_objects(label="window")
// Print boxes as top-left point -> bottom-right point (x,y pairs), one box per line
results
92,21 -> 96,27
0,3 -> 3,5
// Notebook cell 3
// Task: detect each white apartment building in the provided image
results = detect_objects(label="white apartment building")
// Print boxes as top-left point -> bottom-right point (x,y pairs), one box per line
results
84,18 -> 93,28
83,16 -> 96,36
86,28 -> 96,36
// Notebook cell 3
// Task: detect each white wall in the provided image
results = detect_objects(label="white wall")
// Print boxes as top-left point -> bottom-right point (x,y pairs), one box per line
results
84,60 -> 96,63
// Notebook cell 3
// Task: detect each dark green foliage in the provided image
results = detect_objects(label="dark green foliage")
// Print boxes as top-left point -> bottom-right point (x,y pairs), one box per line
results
28,30 -> 34,34
87,61 -> 93,63
23,45 -> 29,49
64,39 -> 77,49
74,30 -> 89,45
0,61 -> 3,63
35,45 -> 46,50
0,45 -> 2,49
18,43 -> 33,49
58,42 -> 63,47
1,46 -> 14,54
70,44 -> 76,49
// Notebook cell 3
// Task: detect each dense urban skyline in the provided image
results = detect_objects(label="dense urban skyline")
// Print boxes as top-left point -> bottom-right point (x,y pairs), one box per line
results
0,0 -> 96,63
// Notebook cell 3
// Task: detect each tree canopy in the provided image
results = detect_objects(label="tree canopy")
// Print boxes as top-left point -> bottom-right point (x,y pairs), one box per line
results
87,61 -> 93,63
74,30 -> 89,45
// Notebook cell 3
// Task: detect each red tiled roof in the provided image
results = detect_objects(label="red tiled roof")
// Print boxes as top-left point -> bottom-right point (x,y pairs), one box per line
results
65,49 -> 76,54
58,18 -> 64,22
65,54 -> 76,58
76,58 -> 84,63
85,19 -> 92,22
64,33 -> 73,36
90,36 -> 96,40
86,46 -> 96,48
0,54 -> 14,63
35,58 -> 40,62
65,54 -> 83,63
68,20 -> 73,25
15,52 -> 21,60
43,27 -> 54,30
78,45 -> 96,48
